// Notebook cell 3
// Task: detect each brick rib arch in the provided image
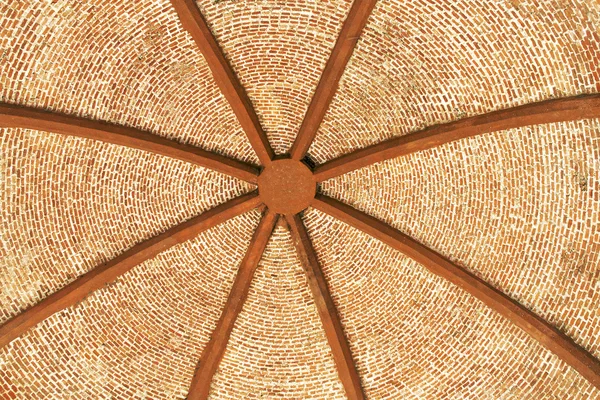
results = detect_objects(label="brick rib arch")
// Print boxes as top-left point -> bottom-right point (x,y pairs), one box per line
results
0,193 -> 261,348
313,94 -> 600,182
170,0 -> 274,165
0,103 -> 260,183
312,195 -> 600,389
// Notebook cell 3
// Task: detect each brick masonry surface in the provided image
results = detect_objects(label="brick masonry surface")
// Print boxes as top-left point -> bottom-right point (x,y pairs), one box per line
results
0,0 -> 258,164
320,119 -> 600,368
0,128 -> 253,325
0,0 -> 600,398
309,0 -> 600,164
304,207 -> 600,399
0,211 -> 260,398
209,226 -> 347,399
196,0 -> 353,155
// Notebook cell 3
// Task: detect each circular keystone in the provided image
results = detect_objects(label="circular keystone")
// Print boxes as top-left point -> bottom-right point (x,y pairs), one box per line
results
258,159 -> 316,214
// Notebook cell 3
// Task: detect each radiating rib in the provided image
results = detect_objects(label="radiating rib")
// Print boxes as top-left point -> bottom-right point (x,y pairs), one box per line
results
169,0 -> 274,165
286,214 -> 366,400
0,103 -> 259,184
0,192 -> 262,349
289,0 -> 378,161
314,94 -> 600,182
312,194 -> 600,389
187,210 -> 278,400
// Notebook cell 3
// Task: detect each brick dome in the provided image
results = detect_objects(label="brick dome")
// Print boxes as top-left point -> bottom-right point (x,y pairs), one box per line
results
1,0 -> 600,398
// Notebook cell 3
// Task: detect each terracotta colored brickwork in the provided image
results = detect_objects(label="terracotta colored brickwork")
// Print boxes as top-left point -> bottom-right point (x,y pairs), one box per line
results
303,207 -> 600,399
195,0 -> 353,155
321,119 -> 600,361
0,210 -> 260,398
0,128 -> 252,325
0,0 -> 258,163
1,0 -> 600,397
209,226 -> 347,399
309,0 -> 600,164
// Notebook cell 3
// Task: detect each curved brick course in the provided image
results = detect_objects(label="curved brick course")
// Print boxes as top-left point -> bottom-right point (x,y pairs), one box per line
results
0,0 -> 599,398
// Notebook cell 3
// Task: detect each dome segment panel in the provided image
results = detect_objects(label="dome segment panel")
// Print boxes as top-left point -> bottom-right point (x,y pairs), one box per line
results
195,0 -> 353,155
303,208 -> 600,399
208,226 -> 347,399
0,210 -> 261,399
309,0 -> 600,164
320,119 -> 600,359
0,128 -> 253,325
0,0 -> 258,164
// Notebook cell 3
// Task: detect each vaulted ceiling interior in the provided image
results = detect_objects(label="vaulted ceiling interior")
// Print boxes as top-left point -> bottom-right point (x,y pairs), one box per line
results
1,0 -> 600,399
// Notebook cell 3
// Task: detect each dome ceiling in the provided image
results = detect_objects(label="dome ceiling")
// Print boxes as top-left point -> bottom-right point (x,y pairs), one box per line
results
1,0 -> 600,399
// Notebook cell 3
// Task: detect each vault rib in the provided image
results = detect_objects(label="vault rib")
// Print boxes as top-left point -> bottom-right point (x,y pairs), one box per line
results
0,103 -> 260,184
0,192 -> 262,349
186,210 -> 278,400
286,214 -> 366,400
169,0 -> 274,166
289,0 -> 378,161
312,194 -> 600,390
314,94 -> 600,182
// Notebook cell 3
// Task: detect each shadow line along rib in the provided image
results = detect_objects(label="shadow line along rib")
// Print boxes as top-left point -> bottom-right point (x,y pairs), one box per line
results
0,103 -> 260,183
